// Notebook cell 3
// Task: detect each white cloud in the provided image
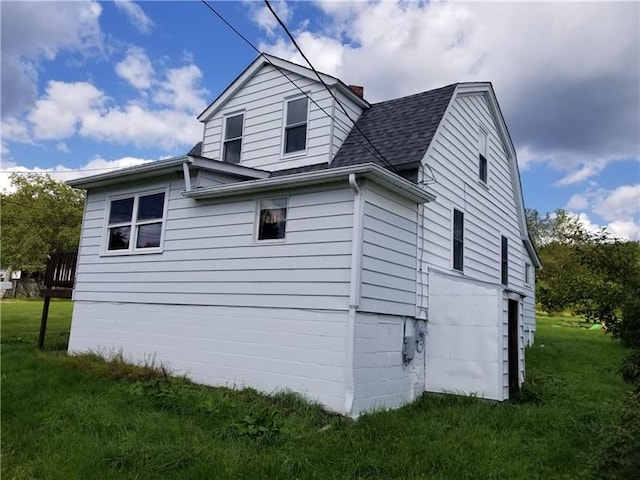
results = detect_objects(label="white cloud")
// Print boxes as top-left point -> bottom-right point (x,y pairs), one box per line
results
554,159 -> 610,186
114,0 -> 154,34
566,194 -> 589,211
251,0 -> 292,36
116,46 -> 155,89
0,156 -> 154,194
607,221 -> 640,241
154,65 -> 208,112
1,117 -> 31,143
594,184 -> 640,223
56,143 -> 70,153
12,58 -> 207,151
0,1 -> 103,118
567,183 -> 640,240
28,81 -> 104,140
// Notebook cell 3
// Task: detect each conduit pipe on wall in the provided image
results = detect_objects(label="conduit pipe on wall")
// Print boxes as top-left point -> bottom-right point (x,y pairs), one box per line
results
345,173 -> 364,416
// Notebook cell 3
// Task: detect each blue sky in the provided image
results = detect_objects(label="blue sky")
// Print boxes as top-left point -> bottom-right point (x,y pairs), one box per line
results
1,1 -> 639,239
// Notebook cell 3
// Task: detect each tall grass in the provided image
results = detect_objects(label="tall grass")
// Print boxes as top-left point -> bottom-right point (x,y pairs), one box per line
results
1,300 -> 630,479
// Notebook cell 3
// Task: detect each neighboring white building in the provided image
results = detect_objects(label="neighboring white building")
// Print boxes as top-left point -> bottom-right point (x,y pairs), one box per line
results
67,54 -> 541,417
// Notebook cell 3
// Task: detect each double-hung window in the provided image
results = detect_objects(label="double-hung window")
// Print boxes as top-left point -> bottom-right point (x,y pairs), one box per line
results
106,191 -> 167,253
284,97 -> 308,154
501,235 -> 509,285
453,209 -> 464,271
479,127 -> 488,183
223,113 -> 244,164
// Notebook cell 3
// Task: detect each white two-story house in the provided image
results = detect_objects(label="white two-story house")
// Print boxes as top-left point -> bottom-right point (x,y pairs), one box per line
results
67,54 -> 541,417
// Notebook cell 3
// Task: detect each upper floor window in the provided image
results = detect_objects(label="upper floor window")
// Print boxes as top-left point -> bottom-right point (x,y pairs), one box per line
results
106,191 -> 167,253
257,197 -> 288,241
525,262 -> 532,286
284,97 -> 308,154
453,209 -> 464,272
223,113 -> 244,164
479,127 -> 488,183
501,235 -> 509,285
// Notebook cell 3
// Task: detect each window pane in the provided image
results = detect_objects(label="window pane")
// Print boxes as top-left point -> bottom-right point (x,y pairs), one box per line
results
453,210 -> 464,241
258,198 -> 287,240
453,240 -> 464,271
108,226 -> 131,250
224,139 -> 242,164
453,209 -> 464,271
137,193 -> 165,221
501,236 -> 509,285
479,154 -> 488,182
285,124 -> 307,153
286,98 -> 307,125
136,222 -> 162,248
109,197 -> 134,224
225,114 -> 243,140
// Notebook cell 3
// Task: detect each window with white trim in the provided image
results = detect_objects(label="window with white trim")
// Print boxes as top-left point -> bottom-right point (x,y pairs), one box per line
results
223,113 -> 244,164
453,209 -> 464,272
257,197 -> 287,241
525,262 -> 532,285
479,127 -> 488,183
106,191 -> 166,253
284,97 -> 308,154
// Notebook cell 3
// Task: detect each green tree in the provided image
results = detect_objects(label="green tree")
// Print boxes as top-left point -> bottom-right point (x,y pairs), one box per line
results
1,173 -> 85,273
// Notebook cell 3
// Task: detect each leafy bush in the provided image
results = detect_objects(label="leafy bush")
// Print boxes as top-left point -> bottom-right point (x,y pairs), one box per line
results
620,350 -> 640,392
232,407 -> 281,445
594,392 -> 640,480
615,296 -> 640,349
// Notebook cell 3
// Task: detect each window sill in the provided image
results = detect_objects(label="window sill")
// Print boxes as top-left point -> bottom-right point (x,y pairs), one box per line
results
280,150 -> 308,160
477,180 -> 489,190
254,238 -> 286,245
99,248 -> 164,257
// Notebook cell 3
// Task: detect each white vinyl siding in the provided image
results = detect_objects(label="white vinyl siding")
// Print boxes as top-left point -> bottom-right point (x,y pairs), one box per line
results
419,92 -> 534,297
359,182 -> 418,317
201,64 -> 364,171
75,178 -> 354,311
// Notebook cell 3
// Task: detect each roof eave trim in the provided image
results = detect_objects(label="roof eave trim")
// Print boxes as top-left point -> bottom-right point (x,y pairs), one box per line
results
189,157 -> 270,179
183,163 -> 435,204
67,157 -> 192,189
523,238 -> 543,269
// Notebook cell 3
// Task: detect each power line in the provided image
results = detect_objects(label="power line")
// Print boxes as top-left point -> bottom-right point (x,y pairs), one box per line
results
263,0 -> 401,175
199,0 -> 397,173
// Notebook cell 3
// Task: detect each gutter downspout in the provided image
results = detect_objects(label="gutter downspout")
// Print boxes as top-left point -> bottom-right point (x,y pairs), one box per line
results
182,162 -> 192,192
346,173 -> 364,416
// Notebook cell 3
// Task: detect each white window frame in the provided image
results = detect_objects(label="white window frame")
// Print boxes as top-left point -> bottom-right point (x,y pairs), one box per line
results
478,124 -> 489,185
102,188 -> 169,256
221,111 -> 245,164
281,95 -> 310,158
451,207 -> 465,272
254,195 -> 289,243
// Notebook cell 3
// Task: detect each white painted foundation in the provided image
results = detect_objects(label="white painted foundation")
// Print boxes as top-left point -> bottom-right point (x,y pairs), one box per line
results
69,301 -> 349,413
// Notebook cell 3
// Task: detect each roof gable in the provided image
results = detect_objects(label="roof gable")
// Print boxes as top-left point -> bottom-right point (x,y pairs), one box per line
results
197,53 -> 369,122
331,84 -> 457,170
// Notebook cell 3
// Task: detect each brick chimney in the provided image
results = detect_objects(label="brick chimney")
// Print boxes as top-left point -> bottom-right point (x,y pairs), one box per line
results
348,85 -> 364,99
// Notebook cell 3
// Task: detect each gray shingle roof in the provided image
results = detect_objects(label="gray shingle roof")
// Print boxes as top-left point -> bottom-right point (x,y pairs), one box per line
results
331,84 -> 457,170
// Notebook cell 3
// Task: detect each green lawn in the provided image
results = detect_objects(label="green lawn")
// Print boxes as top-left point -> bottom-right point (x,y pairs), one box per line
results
1,300 -> 631,479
